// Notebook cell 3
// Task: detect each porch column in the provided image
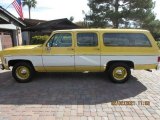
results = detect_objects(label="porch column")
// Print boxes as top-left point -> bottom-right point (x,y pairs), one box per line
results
17,27 -> 23,45
12,30 -> 18,46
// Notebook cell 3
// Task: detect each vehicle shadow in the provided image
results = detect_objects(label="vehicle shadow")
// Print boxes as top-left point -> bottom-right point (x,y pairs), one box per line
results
0,71 -> 147,105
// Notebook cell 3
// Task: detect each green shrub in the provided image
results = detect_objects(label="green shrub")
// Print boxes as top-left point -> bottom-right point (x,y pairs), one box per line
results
157,41 -> 160,49
30,35 -> 49,45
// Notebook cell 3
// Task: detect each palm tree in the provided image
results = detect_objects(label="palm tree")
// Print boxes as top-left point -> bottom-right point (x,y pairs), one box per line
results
23,0 -> 37,19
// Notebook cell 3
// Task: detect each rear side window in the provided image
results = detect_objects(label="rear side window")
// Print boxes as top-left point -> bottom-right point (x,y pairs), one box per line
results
103,33 -> 151,47
77,33 -> 98,47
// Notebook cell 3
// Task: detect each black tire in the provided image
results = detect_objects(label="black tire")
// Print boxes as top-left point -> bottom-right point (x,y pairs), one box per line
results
108,63 -> 131,83
12,62 -> 34,83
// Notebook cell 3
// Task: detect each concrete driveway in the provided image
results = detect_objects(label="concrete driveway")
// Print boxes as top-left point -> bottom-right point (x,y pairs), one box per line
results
0,70 -> 160,120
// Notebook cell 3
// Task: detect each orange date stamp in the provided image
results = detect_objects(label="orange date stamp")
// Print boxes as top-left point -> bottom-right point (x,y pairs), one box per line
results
111,100 -> 150,106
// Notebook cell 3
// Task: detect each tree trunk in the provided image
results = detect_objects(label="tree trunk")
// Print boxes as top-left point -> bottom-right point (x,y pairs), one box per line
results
29,7 -> 31,19
113,0 -> 119,28
113,21 -> 119,28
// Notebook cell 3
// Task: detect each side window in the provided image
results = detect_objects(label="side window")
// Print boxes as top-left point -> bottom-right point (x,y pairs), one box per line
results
48,33 -> 72,47
103,33 -> 151,47
77,33 -> 98,47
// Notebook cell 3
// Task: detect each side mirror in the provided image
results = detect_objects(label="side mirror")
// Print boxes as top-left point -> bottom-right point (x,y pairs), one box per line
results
47,43 -> 51,47
46,43 -> 51,51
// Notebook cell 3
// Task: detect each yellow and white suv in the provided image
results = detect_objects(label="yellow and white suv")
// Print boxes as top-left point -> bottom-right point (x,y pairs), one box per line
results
0,29 -> 160,83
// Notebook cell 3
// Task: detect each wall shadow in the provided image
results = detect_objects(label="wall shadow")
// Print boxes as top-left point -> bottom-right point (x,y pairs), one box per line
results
0,71 -> 147,105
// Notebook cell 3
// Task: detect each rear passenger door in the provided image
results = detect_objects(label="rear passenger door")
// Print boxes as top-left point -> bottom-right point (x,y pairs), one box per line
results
75,32 -> 101,72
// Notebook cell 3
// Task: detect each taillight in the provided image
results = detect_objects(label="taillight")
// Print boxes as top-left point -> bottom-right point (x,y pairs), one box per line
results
158,57 -> 160,62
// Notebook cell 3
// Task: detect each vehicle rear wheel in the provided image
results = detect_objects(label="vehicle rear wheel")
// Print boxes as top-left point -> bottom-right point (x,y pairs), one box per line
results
108,63 -> 131,83
12,62 -> 34,83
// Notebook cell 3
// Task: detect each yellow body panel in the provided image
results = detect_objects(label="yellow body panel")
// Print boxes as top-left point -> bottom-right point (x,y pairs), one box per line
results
1,45 -> 43,56
75,66 -> 101,72
35,66 -> 101,72
134,64 -> 157,70
35,66 -> 74,72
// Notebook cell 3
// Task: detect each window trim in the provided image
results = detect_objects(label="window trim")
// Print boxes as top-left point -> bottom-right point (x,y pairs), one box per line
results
103,33 -> 152,47
76,32 -> 99,47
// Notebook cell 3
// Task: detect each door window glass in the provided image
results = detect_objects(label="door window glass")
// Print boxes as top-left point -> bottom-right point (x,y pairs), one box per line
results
48,33 -> 72,47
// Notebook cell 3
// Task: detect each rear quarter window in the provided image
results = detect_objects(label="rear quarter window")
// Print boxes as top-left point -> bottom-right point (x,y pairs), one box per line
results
103,33 -> 151,47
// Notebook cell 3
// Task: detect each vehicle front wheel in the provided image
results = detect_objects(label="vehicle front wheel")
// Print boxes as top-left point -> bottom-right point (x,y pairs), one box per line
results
108,63 -> 131,83
12,62 -> 34,83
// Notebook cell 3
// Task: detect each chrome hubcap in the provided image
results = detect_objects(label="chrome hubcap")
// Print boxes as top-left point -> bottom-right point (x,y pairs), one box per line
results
115,70 -> 123,75
21,69 -> 27,74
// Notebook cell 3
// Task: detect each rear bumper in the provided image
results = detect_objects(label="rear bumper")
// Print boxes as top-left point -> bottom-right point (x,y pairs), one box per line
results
0,64 -> 4,70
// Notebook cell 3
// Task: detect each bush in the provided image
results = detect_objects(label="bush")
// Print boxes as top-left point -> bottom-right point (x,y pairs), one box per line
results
30,35 -> 49,45
157,41 -> 160,49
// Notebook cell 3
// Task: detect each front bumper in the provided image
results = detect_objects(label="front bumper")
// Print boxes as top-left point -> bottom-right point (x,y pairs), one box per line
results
0,64 -> 4,70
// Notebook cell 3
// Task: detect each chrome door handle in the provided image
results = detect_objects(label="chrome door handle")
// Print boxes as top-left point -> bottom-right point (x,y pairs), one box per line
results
68,48 -> 74,50
95,48 -> 100,50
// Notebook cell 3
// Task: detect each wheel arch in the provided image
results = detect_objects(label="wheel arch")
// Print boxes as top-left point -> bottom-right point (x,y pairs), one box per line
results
106,60 -> 134,71
8,59 -> 34,69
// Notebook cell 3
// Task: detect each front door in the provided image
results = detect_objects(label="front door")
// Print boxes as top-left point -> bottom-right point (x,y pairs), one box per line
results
42,32 -> 75,72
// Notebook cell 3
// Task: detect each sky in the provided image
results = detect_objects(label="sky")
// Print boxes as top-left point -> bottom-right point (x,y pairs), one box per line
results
0,0 -> 160,22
